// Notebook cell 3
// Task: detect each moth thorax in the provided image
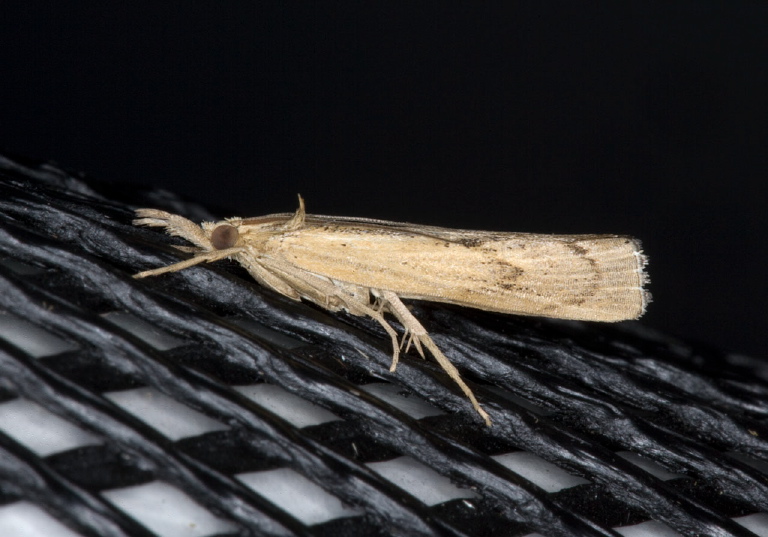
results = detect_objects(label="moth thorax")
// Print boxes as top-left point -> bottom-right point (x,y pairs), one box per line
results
211,224 -> 239,250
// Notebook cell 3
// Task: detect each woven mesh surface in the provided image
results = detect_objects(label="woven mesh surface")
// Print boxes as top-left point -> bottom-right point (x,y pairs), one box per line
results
0,154 -> 766,537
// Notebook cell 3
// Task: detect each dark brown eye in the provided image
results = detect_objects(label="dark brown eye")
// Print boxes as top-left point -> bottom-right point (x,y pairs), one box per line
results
211,224 -> 239,250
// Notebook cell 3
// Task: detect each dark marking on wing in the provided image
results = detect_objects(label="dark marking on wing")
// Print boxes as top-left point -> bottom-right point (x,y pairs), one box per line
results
568,244 -> 588,256
457,237 -> 485,248
492,259 -> 525,281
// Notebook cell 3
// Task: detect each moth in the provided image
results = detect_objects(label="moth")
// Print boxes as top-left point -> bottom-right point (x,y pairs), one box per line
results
133,197 -> 649,426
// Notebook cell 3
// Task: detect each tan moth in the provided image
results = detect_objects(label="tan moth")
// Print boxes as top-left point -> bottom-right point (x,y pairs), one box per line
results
133,197 -> 649,426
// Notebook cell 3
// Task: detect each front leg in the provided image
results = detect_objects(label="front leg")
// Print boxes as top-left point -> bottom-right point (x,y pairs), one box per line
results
134,247 -> 244,279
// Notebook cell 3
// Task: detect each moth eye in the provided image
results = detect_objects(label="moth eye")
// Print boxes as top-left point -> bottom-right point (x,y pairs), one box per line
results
211,224 -> 239,250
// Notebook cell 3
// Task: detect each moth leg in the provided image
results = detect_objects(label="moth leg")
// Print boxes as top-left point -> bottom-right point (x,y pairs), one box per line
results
134,247 -> 243,279
341,299 -> 402,370
134,209 -> 213,250
245,259 -> 439,413
238,254 -> 302,300
399,332 -> 423,360
372,296 -> 386,313
379,290 -> 491,426
368,309 -> 401,369
171,245 -> 200,253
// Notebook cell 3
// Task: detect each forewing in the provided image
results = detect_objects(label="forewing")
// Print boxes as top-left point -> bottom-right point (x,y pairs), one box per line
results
266,220 -> 648,321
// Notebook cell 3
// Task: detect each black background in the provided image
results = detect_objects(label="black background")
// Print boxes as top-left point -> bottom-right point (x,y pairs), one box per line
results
1,3 -> 765,358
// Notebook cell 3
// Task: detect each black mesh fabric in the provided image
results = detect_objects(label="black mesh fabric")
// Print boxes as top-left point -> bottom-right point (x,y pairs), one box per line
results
0,154 -> 766,537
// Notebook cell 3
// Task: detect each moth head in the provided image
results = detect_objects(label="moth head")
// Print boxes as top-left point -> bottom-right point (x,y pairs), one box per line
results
210,223 -> 240,250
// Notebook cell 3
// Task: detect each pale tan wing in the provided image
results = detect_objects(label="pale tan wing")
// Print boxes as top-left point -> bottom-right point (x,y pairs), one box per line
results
264,221 -> 649,322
